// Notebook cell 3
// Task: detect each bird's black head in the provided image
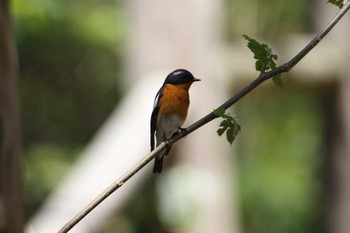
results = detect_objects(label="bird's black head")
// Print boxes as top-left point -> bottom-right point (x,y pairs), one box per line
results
164,69 -> 201,85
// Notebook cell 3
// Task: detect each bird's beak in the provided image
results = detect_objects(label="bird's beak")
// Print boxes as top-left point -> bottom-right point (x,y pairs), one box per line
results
193,78 -> 201,82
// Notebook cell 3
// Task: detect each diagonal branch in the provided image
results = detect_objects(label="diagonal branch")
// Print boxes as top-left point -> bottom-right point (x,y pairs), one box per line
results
58,2 -> 350,233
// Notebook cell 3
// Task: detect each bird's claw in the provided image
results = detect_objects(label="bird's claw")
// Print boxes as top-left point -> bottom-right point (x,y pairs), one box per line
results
178,127 -> 188,135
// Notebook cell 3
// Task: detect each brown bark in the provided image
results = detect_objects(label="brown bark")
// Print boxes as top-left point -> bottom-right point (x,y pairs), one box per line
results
0,0 -> 23,232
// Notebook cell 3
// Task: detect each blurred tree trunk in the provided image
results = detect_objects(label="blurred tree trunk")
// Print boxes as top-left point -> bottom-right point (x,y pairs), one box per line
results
322,77 -> 350,233
332,75 -> 350,233
313,2 -> 350,233
324,77 -> 350,233
0,0 -> 23,232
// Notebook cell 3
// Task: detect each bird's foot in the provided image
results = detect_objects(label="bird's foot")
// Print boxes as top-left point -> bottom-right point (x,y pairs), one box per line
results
178,127 -> 188,136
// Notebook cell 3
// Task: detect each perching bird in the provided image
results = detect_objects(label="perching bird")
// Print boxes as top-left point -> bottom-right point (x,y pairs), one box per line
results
150,69 -> 200,173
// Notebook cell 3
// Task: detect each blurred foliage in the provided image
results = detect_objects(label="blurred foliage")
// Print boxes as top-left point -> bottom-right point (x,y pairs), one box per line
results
14,0 -> 124,146
24,144 -> 82,212
225,0 -> 312,39
235,84 -> 324,233
12,0 -> 125,216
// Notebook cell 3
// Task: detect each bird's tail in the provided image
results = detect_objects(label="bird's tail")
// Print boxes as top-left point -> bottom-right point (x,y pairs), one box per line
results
153,156 -> 164,173
152,145 -> 172,173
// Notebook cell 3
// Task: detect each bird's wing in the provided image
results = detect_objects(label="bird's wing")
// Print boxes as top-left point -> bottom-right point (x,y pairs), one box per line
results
150,86 -> 163,151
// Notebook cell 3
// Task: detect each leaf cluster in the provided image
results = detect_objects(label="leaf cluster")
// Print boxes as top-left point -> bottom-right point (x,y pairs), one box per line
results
243,34 -> 283,88
214,108 -> 241,145
243,34 -> 278,72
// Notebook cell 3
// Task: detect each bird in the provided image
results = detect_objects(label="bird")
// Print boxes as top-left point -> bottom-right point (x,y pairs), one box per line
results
150,69 -> 200,173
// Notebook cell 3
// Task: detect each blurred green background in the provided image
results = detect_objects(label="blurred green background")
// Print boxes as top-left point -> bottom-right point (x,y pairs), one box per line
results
13,0 -> 124,215
12,0 -> 335,232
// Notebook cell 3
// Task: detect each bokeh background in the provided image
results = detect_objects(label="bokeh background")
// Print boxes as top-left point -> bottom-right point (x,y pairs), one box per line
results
3,0 -> 350,232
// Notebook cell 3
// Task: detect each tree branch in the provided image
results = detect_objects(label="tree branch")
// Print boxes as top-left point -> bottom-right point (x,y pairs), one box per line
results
58,2 -> 350,233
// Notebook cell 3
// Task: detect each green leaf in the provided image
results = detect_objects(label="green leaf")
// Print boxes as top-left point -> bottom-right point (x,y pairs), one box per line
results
216,111 -> 241,145
226,127 -> 235,145
243,34 -> 279,73
327,0 -> 344,8
217,120 -> 229,136
243,34 -> 284,89
272,75 -> 283,89
217,127 -> 226,136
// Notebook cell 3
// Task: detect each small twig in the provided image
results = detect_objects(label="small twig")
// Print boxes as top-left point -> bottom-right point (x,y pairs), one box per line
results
57,2 -> 350,233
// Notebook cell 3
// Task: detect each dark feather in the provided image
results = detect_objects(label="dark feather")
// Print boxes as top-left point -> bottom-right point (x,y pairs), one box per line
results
153,156 -> 164,173
150,107 -> 158,151
150,86 -> 163,151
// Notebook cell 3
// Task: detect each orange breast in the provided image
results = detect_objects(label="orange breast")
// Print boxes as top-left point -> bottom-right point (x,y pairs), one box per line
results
158,83 -> 191,121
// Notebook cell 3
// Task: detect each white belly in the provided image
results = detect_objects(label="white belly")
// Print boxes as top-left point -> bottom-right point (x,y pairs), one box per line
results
156,114 -> 184,141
